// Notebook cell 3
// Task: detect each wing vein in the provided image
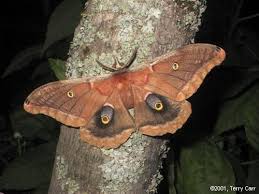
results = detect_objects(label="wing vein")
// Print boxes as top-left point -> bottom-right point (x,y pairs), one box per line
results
156,72 -> 191,82
132,83 -> 171,97
37,84 -> 72,105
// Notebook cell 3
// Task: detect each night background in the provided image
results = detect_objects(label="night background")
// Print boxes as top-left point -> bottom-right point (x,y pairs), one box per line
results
1,0 -> 259,193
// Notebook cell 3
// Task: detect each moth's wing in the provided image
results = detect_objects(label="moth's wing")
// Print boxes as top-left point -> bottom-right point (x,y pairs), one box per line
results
131,85 -> 191,136
140,43 -> 226,101
24,79 -> 109,127
129,44 -> 225,136
80,89 -> 135,149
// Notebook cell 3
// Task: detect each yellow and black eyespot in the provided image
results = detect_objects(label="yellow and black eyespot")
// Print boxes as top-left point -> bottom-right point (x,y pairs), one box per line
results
145,93 -> 165,112
155,102 -> 163,111
67,90 -> 74,98
101,114 -> 110,125
99,105 -> 114,126
171,62 -> 179,70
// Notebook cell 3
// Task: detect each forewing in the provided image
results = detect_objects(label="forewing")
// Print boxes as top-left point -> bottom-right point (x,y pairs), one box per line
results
133,44 -> 225,101
24,79 -> 109,127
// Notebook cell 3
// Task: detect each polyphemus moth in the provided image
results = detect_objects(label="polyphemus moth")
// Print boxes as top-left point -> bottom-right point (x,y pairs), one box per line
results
24,44 -> 225,149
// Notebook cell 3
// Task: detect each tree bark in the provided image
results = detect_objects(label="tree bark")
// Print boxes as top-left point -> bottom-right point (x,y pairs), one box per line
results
48,0 -> 206,193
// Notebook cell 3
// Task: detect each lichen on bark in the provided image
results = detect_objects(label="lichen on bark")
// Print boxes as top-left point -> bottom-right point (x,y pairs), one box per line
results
48,0 -> 207,193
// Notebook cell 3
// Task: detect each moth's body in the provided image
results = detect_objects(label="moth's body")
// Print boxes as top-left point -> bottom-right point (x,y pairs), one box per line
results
24,44 -> 226,148
91,68 -> 150,109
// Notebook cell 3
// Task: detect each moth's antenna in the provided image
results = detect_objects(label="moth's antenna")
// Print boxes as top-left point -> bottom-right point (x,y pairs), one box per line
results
96,60 -> 117,72
96,47 -> 138,72
122,47 -> 138,69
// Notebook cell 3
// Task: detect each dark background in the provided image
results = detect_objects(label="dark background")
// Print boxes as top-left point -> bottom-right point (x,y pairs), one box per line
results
1,0 -> 259,193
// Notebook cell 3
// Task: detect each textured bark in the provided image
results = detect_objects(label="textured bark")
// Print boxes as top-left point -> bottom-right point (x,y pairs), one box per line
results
48,0 -> 206,193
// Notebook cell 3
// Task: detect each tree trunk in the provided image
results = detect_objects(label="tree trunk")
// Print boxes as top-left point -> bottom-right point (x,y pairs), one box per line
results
48,0 -> 206,193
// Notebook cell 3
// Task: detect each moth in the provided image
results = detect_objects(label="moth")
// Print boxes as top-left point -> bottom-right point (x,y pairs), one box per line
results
24,44 -> 225,149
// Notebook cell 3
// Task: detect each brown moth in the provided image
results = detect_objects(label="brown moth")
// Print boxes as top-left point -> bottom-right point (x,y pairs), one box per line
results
24,44 -> 226,148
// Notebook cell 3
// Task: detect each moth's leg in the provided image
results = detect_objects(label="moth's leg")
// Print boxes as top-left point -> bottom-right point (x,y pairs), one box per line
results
110,48 -> 138,69
112,56 -> 124,69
